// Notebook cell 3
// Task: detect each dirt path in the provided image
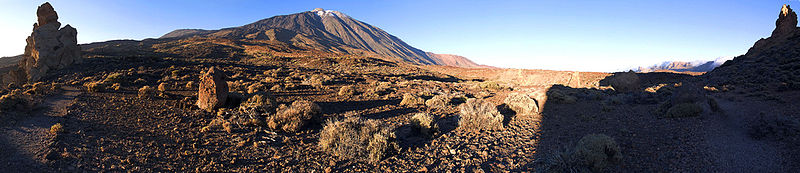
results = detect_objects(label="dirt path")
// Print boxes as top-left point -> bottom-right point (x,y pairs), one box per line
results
704,95 -> 782,172
0,86 -> 81,172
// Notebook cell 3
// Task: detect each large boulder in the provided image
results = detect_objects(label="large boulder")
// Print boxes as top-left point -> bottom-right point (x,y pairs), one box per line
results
2,2 -> 81,87
197,67 -> 228,111
503,92 -> 539,115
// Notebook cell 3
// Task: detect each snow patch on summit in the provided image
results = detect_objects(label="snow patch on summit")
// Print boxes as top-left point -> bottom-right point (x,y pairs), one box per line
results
312,8 -> 338,17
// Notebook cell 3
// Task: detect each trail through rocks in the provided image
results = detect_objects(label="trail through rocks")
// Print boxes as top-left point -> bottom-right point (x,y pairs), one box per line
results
704,95 -> 782,172
0,86 -> 81,172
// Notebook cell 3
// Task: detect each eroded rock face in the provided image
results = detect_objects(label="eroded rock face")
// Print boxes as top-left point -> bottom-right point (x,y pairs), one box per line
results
197,67 -> 228,111
2,2 -> 81,87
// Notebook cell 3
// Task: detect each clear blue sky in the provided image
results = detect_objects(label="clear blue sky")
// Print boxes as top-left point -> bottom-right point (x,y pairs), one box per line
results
0,0 -> 795,72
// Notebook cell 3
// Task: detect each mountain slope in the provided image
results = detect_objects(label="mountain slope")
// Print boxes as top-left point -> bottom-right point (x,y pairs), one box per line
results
706,4 -> 800,87
161,8 -> 485,67
425,52 -> 492,68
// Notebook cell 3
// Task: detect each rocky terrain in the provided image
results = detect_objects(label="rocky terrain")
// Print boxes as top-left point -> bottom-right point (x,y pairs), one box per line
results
1,2 -> 799,173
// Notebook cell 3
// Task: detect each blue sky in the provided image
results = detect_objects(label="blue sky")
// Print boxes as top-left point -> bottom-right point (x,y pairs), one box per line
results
0,1 -> 795,72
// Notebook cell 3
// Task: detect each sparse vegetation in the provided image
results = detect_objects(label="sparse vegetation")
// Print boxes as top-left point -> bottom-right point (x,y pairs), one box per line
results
665,103 -> 703,118
410,113 -> 438,137
319,116 -> 397,164
102,73 -> 125,84
267,100 -> 321,132
458,98 -> 504,131
84,81 -> 103,93
158,83 -> 169,92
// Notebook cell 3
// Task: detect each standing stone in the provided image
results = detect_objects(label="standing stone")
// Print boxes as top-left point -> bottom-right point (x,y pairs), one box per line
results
2,2 -> 81,87
197,67 -> 228,111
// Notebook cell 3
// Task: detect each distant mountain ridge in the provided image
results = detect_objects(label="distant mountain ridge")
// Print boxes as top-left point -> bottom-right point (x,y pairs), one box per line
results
634,57 -> 731,73
160,8 -> 486,68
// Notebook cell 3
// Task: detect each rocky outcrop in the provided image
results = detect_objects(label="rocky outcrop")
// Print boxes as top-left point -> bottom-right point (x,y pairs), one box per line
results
2,2 -> 81,87
197,67 -> 228,111
707,4 -> 800,87
773,4 -> 797,38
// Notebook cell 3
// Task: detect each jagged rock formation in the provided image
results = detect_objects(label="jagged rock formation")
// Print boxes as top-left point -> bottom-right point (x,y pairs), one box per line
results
706,4 -> 800,88
160,8 -> 485,68
2,2 -> 81,87
197,67 -> 228,111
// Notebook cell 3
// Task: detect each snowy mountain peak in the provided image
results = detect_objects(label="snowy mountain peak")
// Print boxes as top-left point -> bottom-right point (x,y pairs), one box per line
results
312,8 -> 340,17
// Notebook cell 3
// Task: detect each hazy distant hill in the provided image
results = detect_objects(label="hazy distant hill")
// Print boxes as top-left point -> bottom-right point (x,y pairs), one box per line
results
161,8 -> 486,68
634,57 -> 730,73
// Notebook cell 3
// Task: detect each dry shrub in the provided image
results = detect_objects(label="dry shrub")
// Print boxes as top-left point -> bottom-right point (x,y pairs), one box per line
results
503,93 -> 539,115
102,73 -> 125,84
477,81 -> 504,90
319,116 -> 397,164
239,94 -> 277,112
410,113 -> 438,137
186,81 -> 195,89
338,85 -> 356,96
400,93 -> 424,106
425,94 -> 451,109
0,90 -> 32,112
49,123 -> 64,135
574,134 -> 622,172
541,134 -> 621,172
366,82 -> 392,96
84,81 -> 103,93
111,83 -> 122,91
247,83 -> 264,94
158,83 -> 169,92
665,103 -> 703,118
267,100 -> 321,132
303,74 -> 331,87
138,86 -> 156,98
458,98 -> 504,131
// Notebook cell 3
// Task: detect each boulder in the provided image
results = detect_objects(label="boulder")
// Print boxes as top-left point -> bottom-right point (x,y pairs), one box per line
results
607,71 -> 640,93
503,92 -> 539,115
197,67 -> 228,111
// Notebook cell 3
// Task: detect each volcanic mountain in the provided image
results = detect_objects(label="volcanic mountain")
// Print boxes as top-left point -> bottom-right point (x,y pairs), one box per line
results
161,8 -> 485,68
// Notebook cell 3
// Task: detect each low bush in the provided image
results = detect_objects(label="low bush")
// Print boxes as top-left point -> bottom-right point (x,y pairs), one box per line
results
138,86 -> 156,98
410,113 -> 438,137
665,103 -> 703,118
239,94 -> 277,113
158,83 -> 169,92
49,123 -> 64,135
539,134 -> 621,172
425,94 -> 452,109
319,116 -> 397,164
400,93 -> 424,106
458,98 -> 504,131
84,81 -> 103,93
267,100 -> 321,132
338,85 -> 356,96
102,73 -> 125,84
